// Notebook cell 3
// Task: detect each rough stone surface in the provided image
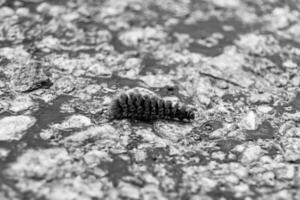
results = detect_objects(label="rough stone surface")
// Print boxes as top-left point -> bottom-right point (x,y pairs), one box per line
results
1,0 -> 300,200
0,115 -> 36,141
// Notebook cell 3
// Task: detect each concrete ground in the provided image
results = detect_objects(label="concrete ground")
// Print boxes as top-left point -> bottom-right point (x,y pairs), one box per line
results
0,0 -> 300,199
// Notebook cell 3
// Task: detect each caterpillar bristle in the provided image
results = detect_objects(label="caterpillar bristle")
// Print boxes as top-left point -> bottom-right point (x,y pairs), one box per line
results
109,89 -> 195,122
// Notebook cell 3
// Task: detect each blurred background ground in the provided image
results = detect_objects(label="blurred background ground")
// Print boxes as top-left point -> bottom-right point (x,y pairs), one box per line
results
0,0 -> 300,199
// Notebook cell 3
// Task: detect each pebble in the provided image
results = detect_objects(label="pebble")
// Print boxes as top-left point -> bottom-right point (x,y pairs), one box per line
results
119,27 -> 166,46
257,105 -> 273,113
64,125 -> 118,146
241,145 -> 263,163
40,129 -> 56,140
285,127 -> 300,138
83,150 -> 112,167
239,111 -> 257,130
0,6 -> 14,17
282,138 -> 300,162
154,121 -> 193,142
283,60 -> 297,69
0,115 -> 36,141
10,62 -> 51,93
54,77 -> 75,94
283,112 -> 300,122
291,76 -> 300,86
87,63 -> 112,77
0,148 -> 10,160
52,115 -> 92,130
275,165 -> 295,180
9,95 -> 35,113
249,93 -> 273,104
119,182 -> 140,199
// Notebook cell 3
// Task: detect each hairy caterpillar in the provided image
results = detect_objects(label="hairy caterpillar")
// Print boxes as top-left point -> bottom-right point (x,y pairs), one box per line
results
108,88 -> 195,122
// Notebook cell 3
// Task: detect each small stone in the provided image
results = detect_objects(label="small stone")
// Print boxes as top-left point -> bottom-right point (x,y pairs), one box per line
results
52,115 -> 92,130
239,111 -> 257,130
285,127 -> 300,138
0,116 -> 36,141
83,150 -> 112,167
215,80 -> 229,89
9,95 -> 35,113
16,7 -> 30,16
275,165 -> 295,180
120,57 -> 142,79
143,173 -> 160,185
154,121 -> 193,142
87,63 -> 112,77
0,6 -> 14,17
231,164 -> 248,178
283,112 -> 300,122
282,138 -> 300,162
259,155 -> 273,163
141,185 -> 168,200
211,0 -> 240,8
64,125 -> 118,146
119,27 -> 166,46
271,190 -> 293,200
225,174 -> 240,184
119,182 -> 140,199
257,105 -> 273,113
236,34 -> 280,56
133,149 -> 147,162
0,80 -> 6,88
124,58 -> 141,70
0,100 -> 9,112
211,151 -> 226,161
233,183 -> 250,194
196,94 -> 211,107
241,145 -> 263,163
11,61 -> 52,93
54,77 -> 75,93
84,84 -> 102,95
261,171 -> 275,186
0,148 -> 10,160
139,74 -> 174,88
291,76 -> 300,87
283,60 -> 297,69
249,93 -> 273,104
40,129 -> 56,140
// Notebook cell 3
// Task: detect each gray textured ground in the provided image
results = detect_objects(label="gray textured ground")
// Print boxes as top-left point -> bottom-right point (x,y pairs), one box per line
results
0,0 -> 300,199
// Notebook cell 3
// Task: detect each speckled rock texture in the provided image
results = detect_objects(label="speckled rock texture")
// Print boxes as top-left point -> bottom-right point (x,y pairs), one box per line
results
0,0 -> 300,200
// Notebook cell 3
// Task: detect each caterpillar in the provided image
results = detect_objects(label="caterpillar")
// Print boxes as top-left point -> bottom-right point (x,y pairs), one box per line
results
108,88 -> 195,122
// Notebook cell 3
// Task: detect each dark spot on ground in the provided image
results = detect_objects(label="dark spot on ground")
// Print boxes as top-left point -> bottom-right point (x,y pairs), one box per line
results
186,120 -> 223,143
126,135 -> 143,150
246,121 -> 276,140
207,185 -> 244,200
289,92 -> 300,111
222,93 -> 247,104
273,103 -> 286,116
171,17 -> 251,57
111,32 -> 135,53
152,85 -> 180,97
0,56 -> 10,66
139,56 -> 174,75
88,73 -> 145,89
217,139 -> 242,153
184,151 -> 210,166
99,154 -> 132,187
200,120 -> 223,133
265,144 -> 280,158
